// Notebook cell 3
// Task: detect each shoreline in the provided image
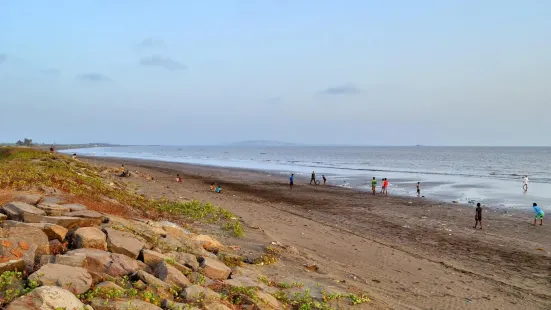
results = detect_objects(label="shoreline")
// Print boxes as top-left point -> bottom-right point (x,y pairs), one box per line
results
79,155 -> 551,309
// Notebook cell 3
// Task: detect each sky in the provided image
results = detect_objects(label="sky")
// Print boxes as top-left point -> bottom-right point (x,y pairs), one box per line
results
1,0 -> 550,146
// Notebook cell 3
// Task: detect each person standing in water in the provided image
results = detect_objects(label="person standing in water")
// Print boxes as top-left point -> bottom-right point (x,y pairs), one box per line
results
474,203 -> 482,229
289,174 -> 294,190
533,202 -> 544,226
416,182 -> 421,197
310,171 -> 316,185
383,178 -> 389,196
322,175 -> 327,185
523,175 -> 529,191
371,177 -> 377,195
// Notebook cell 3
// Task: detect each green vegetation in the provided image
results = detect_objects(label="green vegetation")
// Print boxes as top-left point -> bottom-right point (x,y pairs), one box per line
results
0,271 -> 40,306
258,276 -> 303,289
0,147 -> 244,237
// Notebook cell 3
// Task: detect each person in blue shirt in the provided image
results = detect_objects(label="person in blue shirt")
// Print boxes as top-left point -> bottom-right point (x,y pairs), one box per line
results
215,185 -> 222,193
289,174 -> 294,190
533,202 -> 544,226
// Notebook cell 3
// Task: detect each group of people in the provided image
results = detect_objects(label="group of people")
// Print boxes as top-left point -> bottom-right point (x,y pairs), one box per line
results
370,177 -> 391,196
210,182 -> 222,193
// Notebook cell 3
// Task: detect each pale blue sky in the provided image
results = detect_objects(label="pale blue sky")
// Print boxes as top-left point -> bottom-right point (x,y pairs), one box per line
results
1,0 -> 550,145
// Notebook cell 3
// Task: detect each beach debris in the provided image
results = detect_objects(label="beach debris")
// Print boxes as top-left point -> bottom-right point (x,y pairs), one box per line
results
402,225 -> 410,228
421,216 -> 428,219
536,248 -> 544,251
372,279 -> 381,283
304,264 -> 319,272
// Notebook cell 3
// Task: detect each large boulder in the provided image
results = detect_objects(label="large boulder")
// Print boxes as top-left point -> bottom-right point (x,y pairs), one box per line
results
255,291 -> 282,310
6,286 -> 91,310
204,304 -> 231,310
64,210 -> 104,225
182,285 -> 220,302
142,250 -> 190,274
2,202 -> 45,221
74,227 -> 107,250
167,251 -> 200,271
35,203 -> 70,216
12,193 -> 42,205
154,261 -> 191,289
0,226 -> 49,272
200,257 -> 231,280
158,221 -> 194,239
104,227 -> 144,259
29,263 -> 93,294
40,253 -> 87,268
3,221 -> 67,241
161,236 -> 214,258
135,270 -> 172,291
67,248 -> 143,277
61,203 -> 88,212
22,214 -> 101,229
90,298 -> 162,310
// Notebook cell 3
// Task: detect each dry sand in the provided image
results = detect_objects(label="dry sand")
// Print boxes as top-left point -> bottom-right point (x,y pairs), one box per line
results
83,157 -> 551,309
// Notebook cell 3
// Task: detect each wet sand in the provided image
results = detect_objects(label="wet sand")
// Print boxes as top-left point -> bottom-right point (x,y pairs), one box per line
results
83,156 -> 551,309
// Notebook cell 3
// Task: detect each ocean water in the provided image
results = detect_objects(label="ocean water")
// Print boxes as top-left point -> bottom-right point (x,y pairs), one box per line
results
62,146 -> 551,209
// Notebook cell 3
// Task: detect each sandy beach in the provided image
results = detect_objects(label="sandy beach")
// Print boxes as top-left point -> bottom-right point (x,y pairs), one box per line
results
82,156 -> 551,309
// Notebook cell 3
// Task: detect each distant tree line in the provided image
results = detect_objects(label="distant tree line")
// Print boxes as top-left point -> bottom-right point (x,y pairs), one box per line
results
15,138 -> 33,146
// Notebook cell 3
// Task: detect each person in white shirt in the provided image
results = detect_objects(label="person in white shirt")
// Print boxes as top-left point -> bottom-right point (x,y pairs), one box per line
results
523,175 -> 529,191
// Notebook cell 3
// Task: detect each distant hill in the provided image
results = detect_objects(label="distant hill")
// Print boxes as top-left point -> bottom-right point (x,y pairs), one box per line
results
230,140 -> 302,147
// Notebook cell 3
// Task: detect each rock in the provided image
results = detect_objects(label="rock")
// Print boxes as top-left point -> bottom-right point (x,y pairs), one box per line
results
29,263 -> 93,294
0,259 -> 25,273
255,291 -> 282,310
96,281 -> 124,290
41,196 -> 64,204
104,227 -> 143,259
200,257 -> 231,280
3,221 -> 67,241
61,203 -> 88,212
158,221 -> 194,239
192,234 -> 223,252
103,215 -> 167,243
36,203 -> 71,216
182,285 -> 220,302
142,249 -> 168,267
74,227 -> 107,250
23,214 -> 101,229
90,298 -> 163,310
40,253 -> 87,268
136,270 -> 172,290
162,299 -> 200,310
6,286 -> 90,310
162,236 -> 214,258
0,214 -> 7,222
0,225 -> 49,272
67,248 -> 143,277
65,210 -> 104,224
2,201 -> 45,221
13,193 -> 42,205
168,252 -> 199,271
204,303 -> 231,310
188,272 -> 214,286
155,261 -> 191,288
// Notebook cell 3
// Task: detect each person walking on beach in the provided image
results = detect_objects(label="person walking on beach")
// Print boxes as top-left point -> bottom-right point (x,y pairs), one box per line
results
290,174 -> 294,190
371,177 -> 377,195
322,175 -> 327,185
310,171 -> 316,185
474,203 -> 482,229
416,182 -> 421,197
523,175 -> 529,192
533,202 -> 544,226
383,178 -> 389,196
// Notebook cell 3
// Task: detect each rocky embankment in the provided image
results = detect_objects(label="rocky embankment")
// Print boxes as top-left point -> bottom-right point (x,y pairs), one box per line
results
0,193 -> 282,310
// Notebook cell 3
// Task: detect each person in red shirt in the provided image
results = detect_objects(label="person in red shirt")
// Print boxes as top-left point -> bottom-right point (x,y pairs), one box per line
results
383,178 -> 389,196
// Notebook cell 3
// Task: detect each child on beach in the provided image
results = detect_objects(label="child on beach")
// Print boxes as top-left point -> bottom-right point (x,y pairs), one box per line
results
383,179 -> 389,196
215,185 -> 222,193
176,174 -> 182,182
290,174 -> 294,190
523,175 -> 529,191
210,183 -> 216,191
533,202 -> 544,226
416,182 -> 421,197
322,175 -> 327,185
371,177 -> 377,195
474,203 -> 482,229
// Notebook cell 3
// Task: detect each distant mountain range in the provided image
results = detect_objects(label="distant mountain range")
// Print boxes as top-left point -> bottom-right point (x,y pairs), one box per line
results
230,140 -> 302,147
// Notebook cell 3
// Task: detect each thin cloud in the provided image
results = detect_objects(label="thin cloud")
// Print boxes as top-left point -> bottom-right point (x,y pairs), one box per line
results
138,37 -> 164,48
76,73 -> 111,82
319,84 -> 361,95
139,55 -> 186,71
41,68 -> 60,76
266,97 -> 282,104
0,54 -> 7,64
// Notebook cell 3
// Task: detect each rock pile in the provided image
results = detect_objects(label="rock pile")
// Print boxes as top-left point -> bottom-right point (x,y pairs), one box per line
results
0,195 -> 281,310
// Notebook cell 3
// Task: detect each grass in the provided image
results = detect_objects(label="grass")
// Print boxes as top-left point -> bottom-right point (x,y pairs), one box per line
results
0,271 -> 40,307
0,147 -> 245,237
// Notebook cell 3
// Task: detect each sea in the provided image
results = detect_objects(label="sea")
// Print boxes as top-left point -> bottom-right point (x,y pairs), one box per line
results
61,146 -> 551,210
